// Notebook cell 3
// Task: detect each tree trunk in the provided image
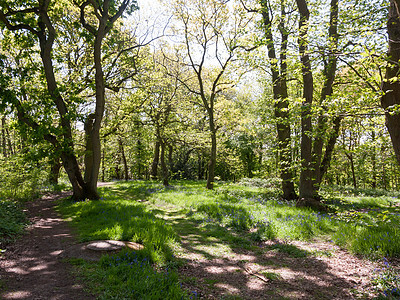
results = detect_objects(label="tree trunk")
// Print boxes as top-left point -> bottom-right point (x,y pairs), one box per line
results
207,129 -> 217,190
296,0 -> 314,200
1,117 -> 6,158
312,0 -> 339,192
319,116 -> 342,182
382,0 -> 400,166
48,156 -> 61,185
119,138 -> 129,181
371,130 -> 377,188
349,154 -> 357,189
160,139 -> 169,186
168,144 -> 173,172
101,143 -> 105,182
150,140 -> 160,179
261,0 -> 297,200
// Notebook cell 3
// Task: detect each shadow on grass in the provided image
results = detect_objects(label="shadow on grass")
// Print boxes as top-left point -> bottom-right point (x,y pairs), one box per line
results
157,209 -> 359,300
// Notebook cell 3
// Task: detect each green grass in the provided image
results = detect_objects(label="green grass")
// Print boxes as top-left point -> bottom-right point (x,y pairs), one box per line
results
57,180 -> 400,299
98,180 -> 400,259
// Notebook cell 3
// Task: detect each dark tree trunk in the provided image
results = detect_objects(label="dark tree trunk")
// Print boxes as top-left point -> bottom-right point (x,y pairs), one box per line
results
319,116 -> 342,182
150,140 -> 160,179
296,0 -> 314,200
261,0 -> 297,200
382,0 -> 400,165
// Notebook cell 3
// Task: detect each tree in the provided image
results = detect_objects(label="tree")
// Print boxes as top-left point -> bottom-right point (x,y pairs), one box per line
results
259,0 -> 297,200
171,0 -> 255,189
294,0 -> 341,209
0,0 -> 137,200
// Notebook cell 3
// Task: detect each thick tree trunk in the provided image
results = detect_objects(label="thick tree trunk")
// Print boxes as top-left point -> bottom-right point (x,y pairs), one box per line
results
48,156 -> 61,185
296,0 -> 314,200
150,140 -> 160,179
382,0 -> 400,165
261,0 -> 297,200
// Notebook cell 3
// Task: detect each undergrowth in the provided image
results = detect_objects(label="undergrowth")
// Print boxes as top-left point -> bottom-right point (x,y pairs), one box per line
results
0,199 -> 27,248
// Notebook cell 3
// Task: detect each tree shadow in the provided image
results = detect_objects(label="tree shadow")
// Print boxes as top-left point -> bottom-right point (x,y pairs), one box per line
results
164,210 -> 372,299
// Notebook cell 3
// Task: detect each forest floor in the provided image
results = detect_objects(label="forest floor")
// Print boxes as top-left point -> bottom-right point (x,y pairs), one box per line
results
0,185 -> 387,299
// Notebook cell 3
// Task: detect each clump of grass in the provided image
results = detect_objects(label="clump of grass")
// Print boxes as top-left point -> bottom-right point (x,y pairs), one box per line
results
261,271 -> 282,281
70,249 -> 188,299
0,199 -> 27,247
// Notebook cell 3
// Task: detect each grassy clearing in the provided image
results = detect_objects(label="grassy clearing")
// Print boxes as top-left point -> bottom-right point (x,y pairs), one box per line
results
57,179 -> 400,299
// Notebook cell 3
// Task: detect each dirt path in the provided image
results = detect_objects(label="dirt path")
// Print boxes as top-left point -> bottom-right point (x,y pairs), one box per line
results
0,192 -> 94,300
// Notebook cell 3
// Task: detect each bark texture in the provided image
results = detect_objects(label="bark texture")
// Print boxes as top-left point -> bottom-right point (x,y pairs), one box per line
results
382,0 -> 400,165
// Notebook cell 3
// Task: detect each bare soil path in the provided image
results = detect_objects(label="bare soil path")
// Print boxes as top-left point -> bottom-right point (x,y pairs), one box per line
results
0,192 -> 94,300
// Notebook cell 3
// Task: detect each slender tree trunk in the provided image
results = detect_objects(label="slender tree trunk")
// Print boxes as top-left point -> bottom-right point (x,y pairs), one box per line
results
349,155 -> 357,189
1,117 -> 6,157
207,128 -> 217,190
101,142 -> 105,182
160,139 -> 169,186
150,140 -> 160,179
168,144 -> 173,172
371,130 -> 377,188
382,0 -> 400,166
119,137 -> 129,180
319,116 -> 342,182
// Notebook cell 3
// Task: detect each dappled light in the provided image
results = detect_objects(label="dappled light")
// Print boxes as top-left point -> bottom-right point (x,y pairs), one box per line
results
0,0 -> 399,297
